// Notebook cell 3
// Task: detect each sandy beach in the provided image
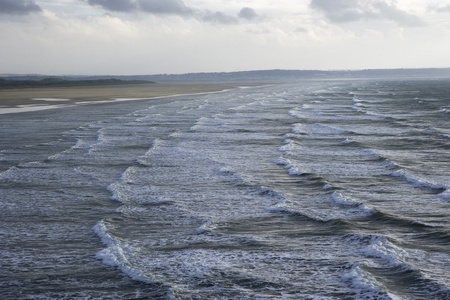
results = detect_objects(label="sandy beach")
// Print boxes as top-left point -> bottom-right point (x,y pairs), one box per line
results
0,82 -> 243,107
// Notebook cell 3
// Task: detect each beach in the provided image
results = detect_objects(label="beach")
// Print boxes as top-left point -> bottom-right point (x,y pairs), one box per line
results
0,82 -> 240,107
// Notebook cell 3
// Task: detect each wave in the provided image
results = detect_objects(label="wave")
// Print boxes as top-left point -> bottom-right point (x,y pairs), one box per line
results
438,189 -> 450,200
391,169 -> 449,198
0,165 -> 20,180
253,186 -> 286,201
342,264 -> 393,300
268,195 -> 373,223
343,233 -> 450,298
341,138 -> 359,146
292,123 -> 354,135
359,235 -> 408,267
194,220 -> 220,235
287,107 -> 309,119
93,220 -> 151,283
267,204 -> 329,223
273,156 -> 305,176
277,139 -> 298,155
331,191 -> 367,208
368,209 -> 437,229
342,234 -> 412,298
136,138 -> 164,166
215,166 -> 245,185
352,105 -> 388,119
330,191 -> 373,217
107,180 -> 164,205
352,96 -> 364,103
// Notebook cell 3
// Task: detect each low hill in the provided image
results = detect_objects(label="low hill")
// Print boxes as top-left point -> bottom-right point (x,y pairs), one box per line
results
0,77 -> 154,89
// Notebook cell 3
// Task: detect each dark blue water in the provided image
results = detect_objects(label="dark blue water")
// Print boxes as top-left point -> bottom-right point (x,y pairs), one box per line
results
1,79 -> 449,299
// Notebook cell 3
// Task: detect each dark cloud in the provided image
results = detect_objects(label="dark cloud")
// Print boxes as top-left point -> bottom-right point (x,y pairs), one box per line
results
87,1 -> 259,25
87,0 -> 136,12
238,7 -> 258,20
138,0 -> 193,15
0,0 -> 42,15
87,0 -> 137,12
88,0 -> 193,15
311,0 -> 425,27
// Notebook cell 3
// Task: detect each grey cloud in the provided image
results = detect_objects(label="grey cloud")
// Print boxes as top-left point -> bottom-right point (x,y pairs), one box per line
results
238,7 -> 258,20
87,0 -> 259,25
88,0 -> 193,15
138,0 -> 193,15
87,0 -> 137,12
0,0 -> 42,15
311,0 -> 425,27
203,7 -> 260,25
202,11 -> 237,24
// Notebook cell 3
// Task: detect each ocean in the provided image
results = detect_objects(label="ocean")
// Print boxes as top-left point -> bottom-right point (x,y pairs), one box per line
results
1,79 -> 449,299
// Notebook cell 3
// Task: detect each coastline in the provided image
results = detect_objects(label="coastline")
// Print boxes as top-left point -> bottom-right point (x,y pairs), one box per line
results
0,82 -> 252,114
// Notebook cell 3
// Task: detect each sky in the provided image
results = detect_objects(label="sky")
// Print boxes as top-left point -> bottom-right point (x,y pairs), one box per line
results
1,0 -> 450,75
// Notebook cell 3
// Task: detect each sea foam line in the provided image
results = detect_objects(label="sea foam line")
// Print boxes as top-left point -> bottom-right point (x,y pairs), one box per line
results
342,264 -> 393,300
391,169 -> 447,190
93,220 -> 152,283
273,156 -> 305,176
391,169 -> 450,201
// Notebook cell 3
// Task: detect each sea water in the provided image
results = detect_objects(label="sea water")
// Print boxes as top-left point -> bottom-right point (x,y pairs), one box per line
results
0,79 -> 449,299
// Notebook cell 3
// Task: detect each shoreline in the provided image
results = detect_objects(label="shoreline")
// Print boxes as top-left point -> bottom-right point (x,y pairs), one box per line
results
0,83 -> 260,113
0,82 -> 259,114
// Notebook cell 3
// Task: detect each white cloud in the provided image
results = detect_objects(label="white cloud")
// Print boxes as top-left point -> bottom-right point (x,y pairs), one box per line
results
432,4 -> 450,13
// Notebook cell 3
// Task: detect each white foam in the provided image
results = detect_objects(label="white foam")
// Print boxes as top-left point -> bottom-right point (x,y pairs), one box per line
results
288,107 -> 305,119
292,123 -> 353,135
254,186 -> 285,201
342,264 -> 393,300
190,117 -> 208,131
392,169 -> 446,190
331,191 -> 360,207
278,139 -> 297,155
341,138 -> 355,145
438,189 -> 450,200
112,98 -> 149,101
268,194 -> 373,222
322,184 -> 333,190
330,191 -> 373,217
273,156 -> 305,176
32,98 -> 70,101
136,139 -> 164,165
194,221 -> 219,234
352,96 -> 364,103
360,236 -> 408,267
92,220 -> 151,283
351,106 -> 388,119
0,104 -> 72,114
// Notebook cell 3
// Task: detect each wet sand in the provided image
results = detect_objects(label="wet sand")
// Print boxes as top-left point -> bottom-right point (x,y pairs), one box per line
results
0,82 -> 244,106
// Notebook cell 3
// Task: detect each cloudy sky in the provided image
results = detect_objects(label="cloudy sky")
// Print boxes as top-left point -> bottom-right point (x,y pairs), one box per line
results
1,0 -> 450,75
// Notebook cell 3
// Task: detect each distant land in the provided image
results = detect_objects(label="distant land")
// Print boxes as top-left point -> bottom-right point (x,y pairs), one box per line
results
0,77 -> 152,89
1,68 -> 450,87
